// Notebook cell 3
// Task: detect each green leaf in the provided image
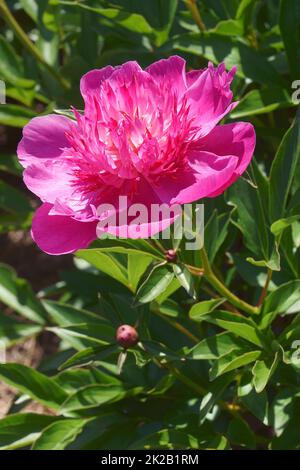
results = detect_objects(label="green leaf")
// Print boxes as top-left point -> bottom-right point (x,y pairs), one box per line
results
0,35 -> 35,88
143,0 -> 178,45
0,311 -> 41,346
75,250 -> 128,286
227,417 -> 256,449
269,108 -> 300,222
135,264 -> 174,304
0,413 -> 58,450
269,388 -> 296,437
53,108 -> 77,119
0,363 -> 68,409
6,85 -> 35,107
170,33 -> 283,85
0,104 -> 37,127
262,280 -> 300,320
59,345 -> 119,370
271,400 -> 300,449
32,419 -> 87,450
0,153 -> 22,175
199,372 -> 235,423
19,0 -> 39,21
94,8 -> 153,34
236,0 -> 256,21
0,264 -> 47,324
48,323 -> 114,349
231,87 -> 295,119
43,300 -> 111,328
60,384 -> 141,413
209,350 -> 261,380
280,0 -> 300,79
58,2 -> 153,34
197,310 -> 265,348
271,215 -> 300,237
154,276 -> 181,304
238,373 -> 269,424
205,210 -> 230,263
129,428 -> 199,450
128,253 -> 153,291
153,298 -> 184,318
0,212 -> 32,234
227,175 -> 274,268
189,298 -> 225,320
279,313 -> 300,345
212,19 -> 244,36
112,0 -> 179,46
252,353 -> 279,393
190,332 -> 249,360
141,340 -> 184,361
172,263 -> 196,299
0,181 -> 32,214
79,238 -> 163,259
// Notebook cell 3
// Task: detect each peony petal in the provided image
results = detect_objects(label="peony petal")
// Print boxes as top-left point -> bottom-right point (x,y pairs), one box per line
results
153,152 -> 238,204
108,61 -> 144,84
23,160 -> 73,203
199,121 -> 256,196
97,178 -> 180,238
186,69 -> 204,87
146,55 -> 187,96
31,203 -> 97,255
186,62 -> 237,137
80,66 -> 115,99
17,114 -> 72,168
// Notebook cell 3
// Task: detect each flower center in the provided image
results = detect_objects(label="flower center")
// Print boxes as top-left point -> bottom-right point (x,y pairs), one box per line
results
65,78 -> 195,196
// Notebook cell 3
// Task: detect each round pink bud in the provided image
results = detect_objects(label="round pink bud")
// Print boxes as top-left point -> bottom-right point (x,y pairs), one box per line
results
116,324 -> 139,349
165,249 -> 177,263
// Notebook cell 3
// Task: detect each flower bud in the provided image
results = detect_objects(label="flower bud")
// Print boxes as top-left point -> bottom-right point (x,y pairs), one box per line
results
165,249 -> 177,263
116,324 -> 139,349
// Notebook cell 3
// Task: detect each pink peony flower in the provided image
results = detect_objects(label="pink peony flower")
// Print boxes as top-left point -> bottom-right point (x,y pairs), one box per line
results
17,56 -> 255,255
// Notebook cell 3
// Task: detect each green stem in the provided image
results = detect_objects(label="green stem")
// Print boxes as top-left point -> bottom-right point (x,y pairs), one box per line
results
257,268 -> 272,307
153,308 -> 200,343
185,0 -> 206,32
165,363 -> 240,418
0,0 -> 70,91
199,246 -> 260,315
